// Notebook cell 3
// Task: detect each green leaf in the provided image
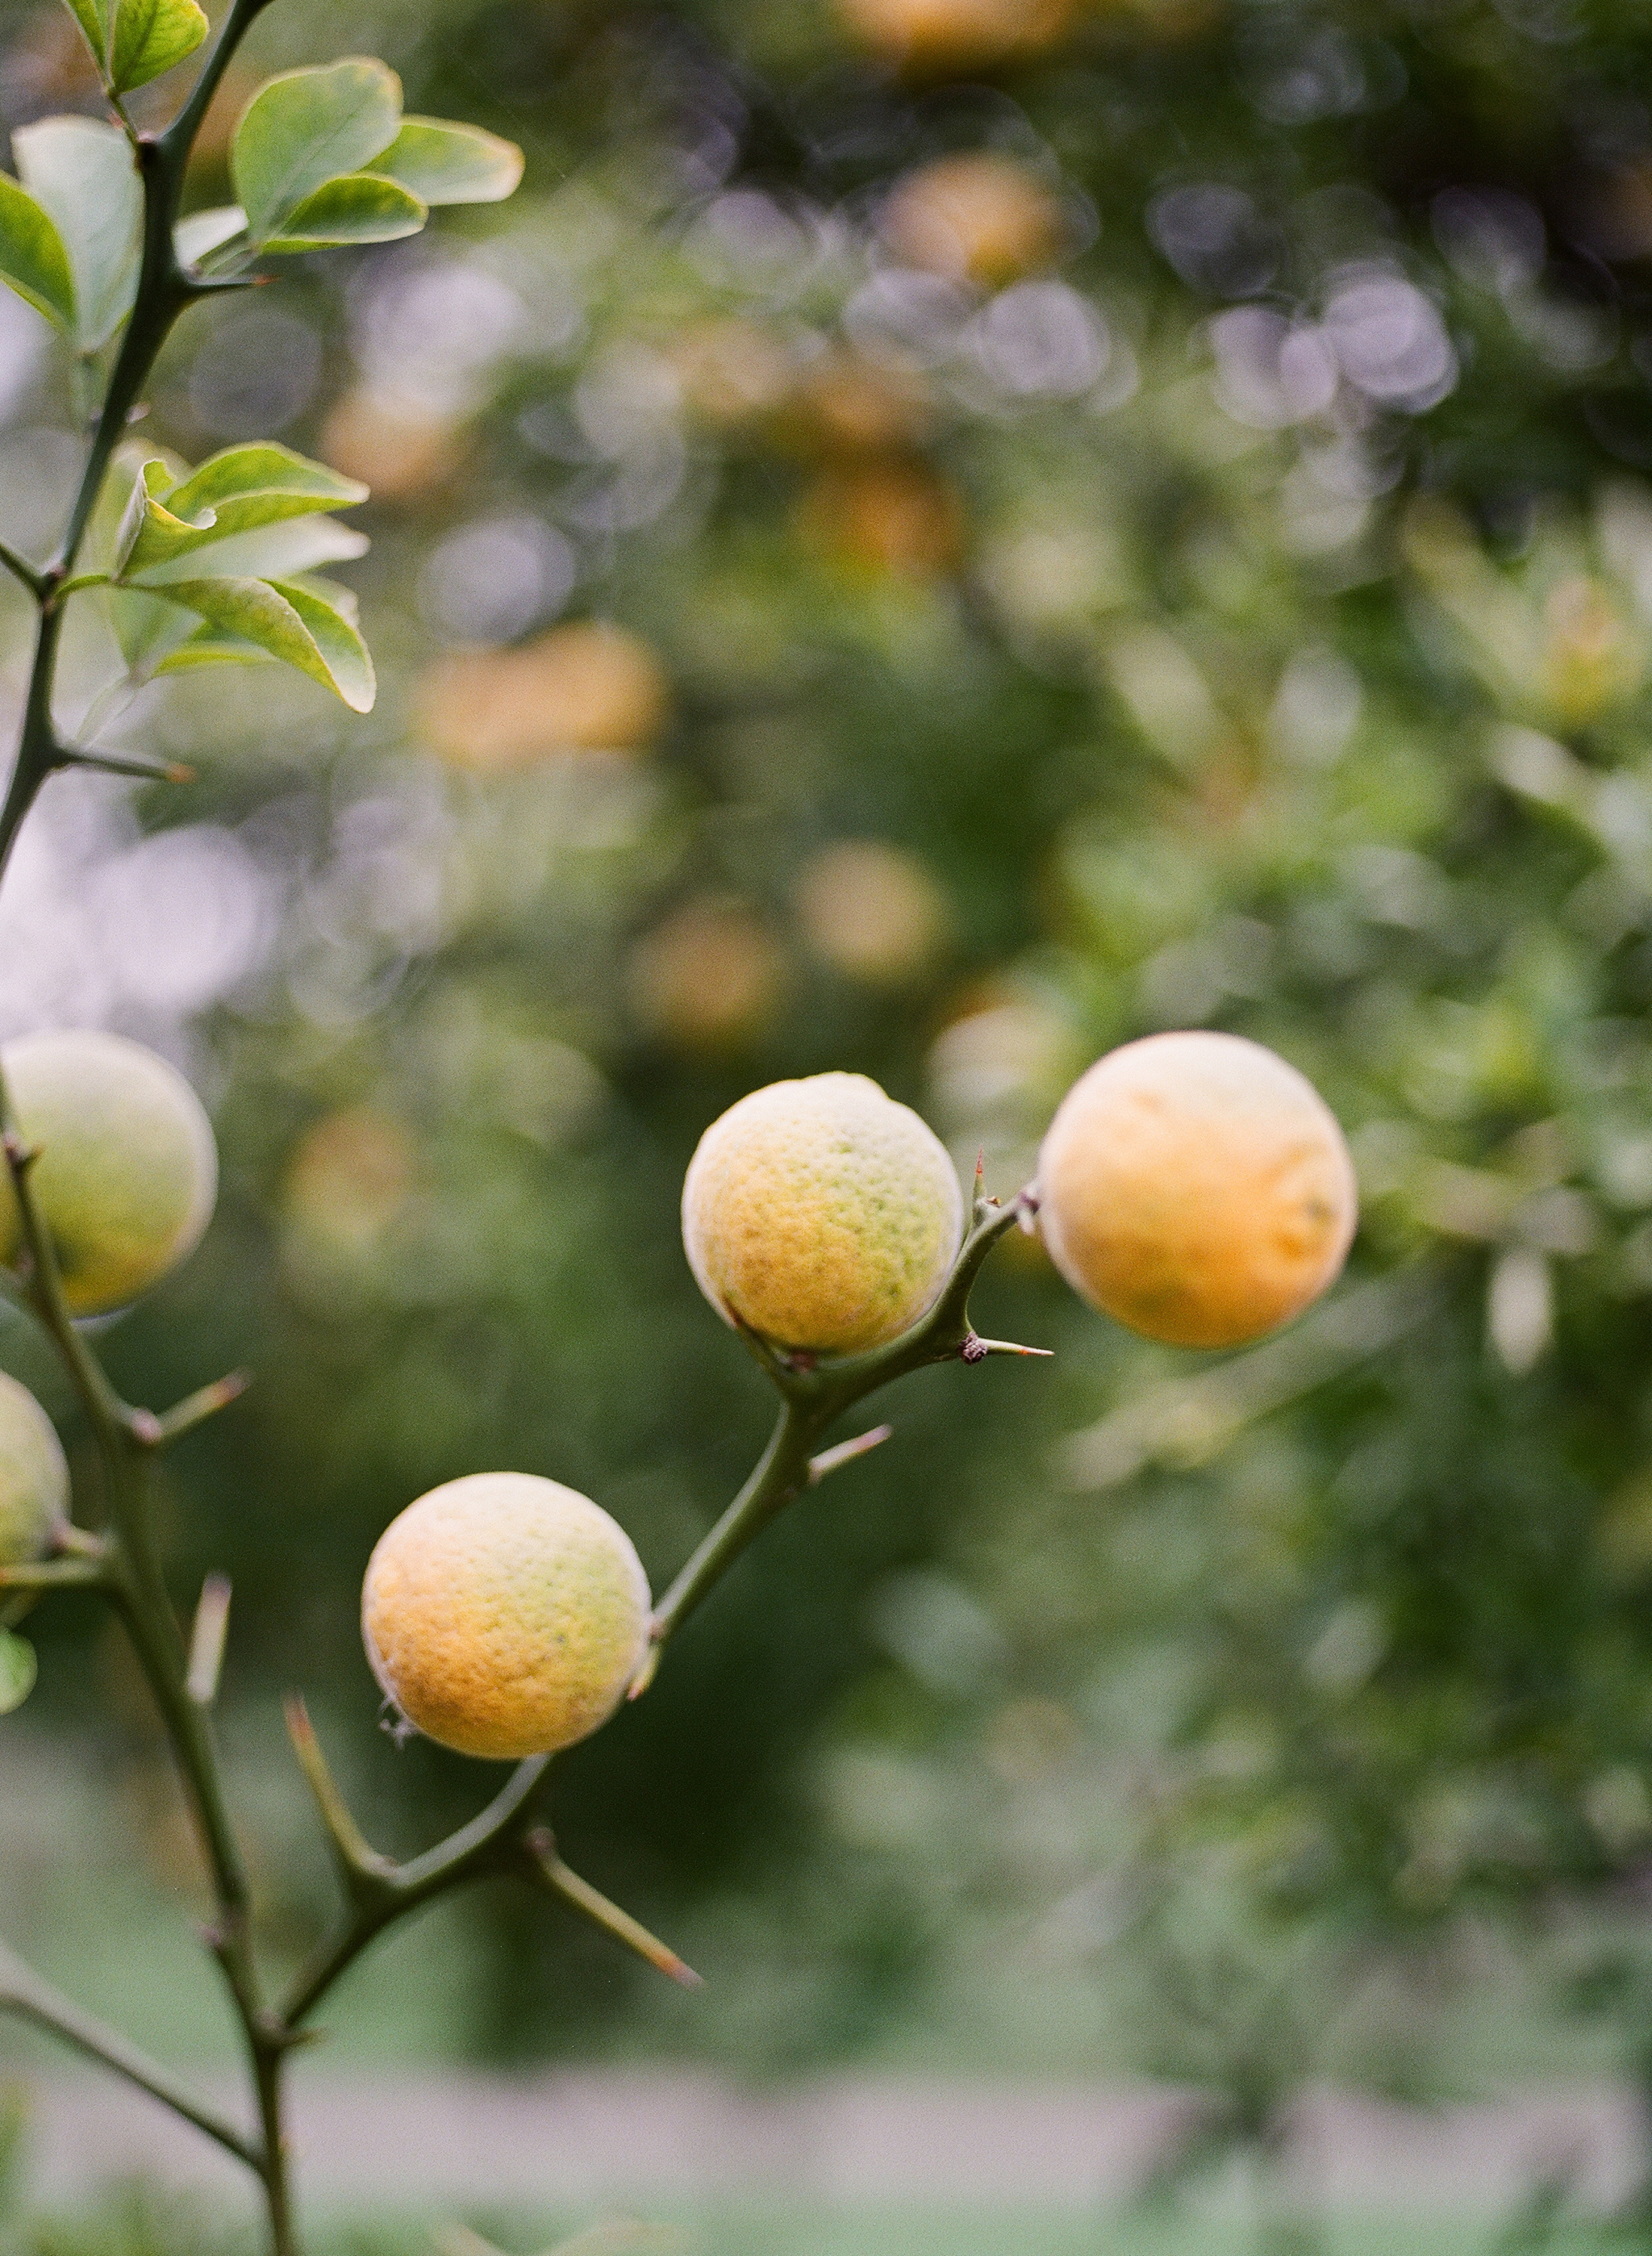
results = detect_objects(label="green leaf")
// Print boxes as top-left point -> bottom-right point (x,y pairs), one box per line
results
0,1631 -> 35,1717
57,0 -> 114,73
84,437 -> 187,573
165,442 -> 368,524
106,583 -> 194,675
232,58 -> 404,244
152,575 -> 376,710
0,174 -> 73,332
150,615 -> 275,670
14,117 -> 140,350
108,0 -> 206,91
366,116 -> 523,207
174,205 -> 248,269
136,515 -> 369,587
117,445 -> 369,582
263,172 -> 424,254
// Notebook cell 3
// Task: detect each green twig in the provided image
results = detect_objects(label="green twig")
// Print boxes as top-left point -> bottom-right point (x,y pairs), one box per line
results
281,1704 -> 553,2027
0,541 -> 43,601
0,1556 -> 109,1592
638,1193 -> 1037,1679
0,1941 -> 261,2168
55,745 -> 196,784
519,1828 -> 702,1988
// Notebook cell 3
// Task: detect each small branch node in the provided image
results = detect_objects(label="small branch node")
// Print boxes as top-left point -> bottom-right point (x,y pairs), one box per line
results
186,1573 -> 232,1706
129,1409 -> 164,1447
807,1424 -> 895,1485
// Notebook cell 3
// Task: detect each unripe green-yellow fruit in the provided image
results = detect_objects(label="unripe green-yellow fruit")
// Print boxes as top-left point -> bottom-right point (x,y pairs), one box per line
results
361,1473 -> 650,1761
0,1030 -> 218,1317
682,1071 -> 964,1354
1037,1030 -> 1357,1348
0,1372 -> 69,1566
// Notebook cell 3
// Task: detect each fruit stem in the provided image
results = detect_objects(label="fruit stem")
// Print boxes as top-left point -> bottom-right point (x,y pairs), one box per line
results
639,1190 -> 1042,1681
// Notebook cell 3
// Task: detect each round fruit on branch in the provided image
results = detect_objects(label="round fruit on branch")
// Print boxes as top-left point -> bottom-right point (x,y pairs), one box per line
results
0,1373 -> 68,1566
1037,1030 -> 1358,1348
0,1030 -> 218,1318
682,1072 -> 965,1356
361,1473 -> 650,1760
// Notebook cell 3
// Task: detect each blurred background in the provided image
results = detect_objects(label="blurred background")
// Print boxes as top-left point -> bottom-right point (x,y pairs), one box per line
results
6,0 -> 1652,2245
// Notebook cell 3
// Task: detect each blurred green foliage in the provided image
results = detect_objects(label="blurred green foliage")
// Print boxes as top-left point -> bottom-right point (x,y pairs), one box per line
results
8,0 -> 1652,2234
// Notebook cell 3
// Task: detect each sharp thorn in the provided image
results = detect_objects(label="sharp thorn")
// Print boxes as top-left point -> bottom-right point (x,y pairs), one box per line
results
807,1424 -> 895,1485
186,1573 -> 232,1706
961,1331 -> 1053,1363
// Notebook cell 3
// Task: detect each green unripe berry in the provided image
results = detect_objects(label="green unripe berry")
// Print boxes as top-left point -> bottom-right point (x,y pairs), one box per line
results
0,1030 -> 218,1317
0,1372 -> 69,1566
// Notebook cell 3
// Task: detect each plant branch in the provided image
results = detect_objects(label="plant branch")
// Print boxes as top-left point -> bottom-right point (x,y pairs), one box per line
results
56,745 -> 196,783
0,541 -> 44,601
637,1191 -> 1037,1682
164,0 -> 280,163
0,1940 -> 261,2167
519,1828 -> 702,1987
0,1119 -> 258,1999
281,1709 -> 552,2028
0,1555 -> 110,1592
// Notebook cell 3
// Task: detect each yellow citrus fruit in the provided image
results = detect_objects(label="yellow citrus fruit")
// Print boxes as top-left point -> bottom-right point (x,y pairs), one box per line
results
795,841 -> 949,988
883,155 -> 1065,288
1037,1030 -> 1357,1347
799,457 -> 966,580
682,1072 -> 964,1354
628,898 -> 789,1054
0,1030 -> 218,1317
415,623 -> 670,772
837,0 -> 1078,68
361,1472 -> 650,1761
320,386 -> 465,503
0,1372 -> 69,1566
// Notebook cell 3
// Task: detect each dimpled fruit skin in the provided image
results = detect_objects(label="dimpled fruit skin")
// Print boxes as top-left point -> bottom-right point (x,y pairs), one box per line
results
0,1030 -> 218,1317
682,1072 -> 964,1354
1038,1030 -> 1358,1349
0,1372 -> 68,1566
361,1473 -> 651,1761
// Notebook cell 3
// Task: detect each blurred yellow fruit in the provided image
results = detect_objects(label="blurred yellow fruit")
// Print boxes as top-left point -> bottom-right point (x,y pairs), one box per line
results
795,840 -> 949,985
1541,575 -> 1643,724
0,1030 -> 218,1317
0,1372 -> 68,1567
883,154 -> 1064,287
284,1107 -> 416,1260
415,622 -> 670,772
1037,1030 -> 1357,1347
838,0 -> 1078,68
682,1071 -> 964,1353
628,899 -> 788,1054
361,1472 -> 650,1761
320,387 -> 465,503
799,457 -> 965,579
669,320 -> 795,426
785,352 -> 934,457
